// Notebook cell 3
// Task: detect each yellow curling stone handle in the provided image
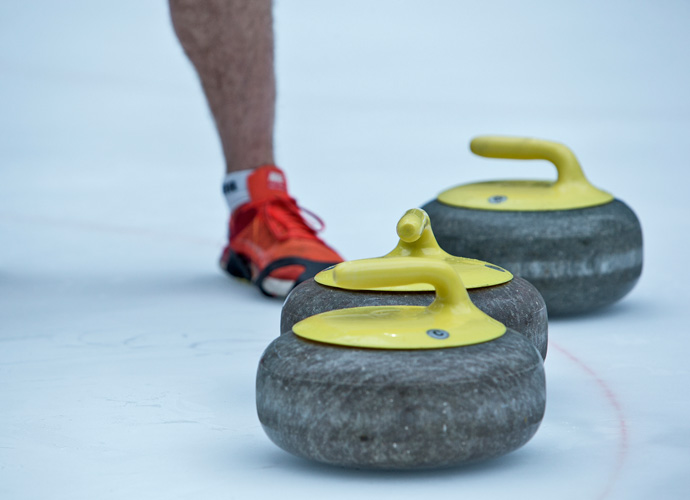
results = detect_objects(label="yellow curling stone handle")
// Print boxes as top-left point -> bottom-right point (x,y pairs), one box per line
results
315,208 -> 512,292
294,257 -> 506,350
437,136 -> 614,211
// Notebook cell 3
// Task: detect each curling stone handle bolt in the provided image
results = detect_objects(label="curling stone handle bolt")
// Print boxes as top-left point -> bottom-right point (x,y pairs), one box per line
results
470,136 -> 592,188
333,257 -> 474,315
396,208 -> 430,243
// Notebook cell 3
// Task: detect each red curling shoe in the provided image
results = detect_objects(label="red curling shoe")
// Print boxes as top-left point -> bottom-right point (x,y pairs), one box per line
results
219,165 -> 343,297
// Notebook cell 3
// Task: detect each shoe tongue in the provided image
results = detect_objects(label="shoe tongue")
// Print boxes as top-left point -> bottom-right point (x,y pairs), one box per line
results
248,165 -> 290,201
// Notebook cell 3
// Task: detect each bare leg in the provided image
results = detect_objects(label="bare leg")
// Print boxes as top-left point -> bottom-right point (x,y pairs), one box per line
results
170,0 -> 341,297
170,0 -> 275,173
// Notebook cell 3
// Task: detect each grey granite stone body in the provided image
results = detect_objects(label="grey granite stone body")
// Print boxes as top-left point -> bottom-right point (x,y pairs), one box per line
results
281,276 -> 548,359
257,330 -> 545,469
421,199 -> 643,316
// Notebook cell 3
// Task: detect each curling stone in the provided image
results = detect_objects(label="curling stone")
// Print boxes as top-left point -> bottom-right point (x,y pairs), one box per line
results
258,258 -> 546,469
422,136 -> 643,316
281,208 -> 548,358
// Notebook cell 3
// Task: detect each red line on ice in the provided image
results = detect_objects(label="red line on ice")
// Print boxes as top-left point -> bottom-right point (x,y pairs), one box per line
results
550,340 -> 629,500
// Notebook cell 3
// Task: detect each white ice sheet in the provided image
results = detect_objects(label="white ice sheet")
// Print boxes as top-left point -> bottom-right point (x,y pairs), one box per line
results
1,1 -> 689,499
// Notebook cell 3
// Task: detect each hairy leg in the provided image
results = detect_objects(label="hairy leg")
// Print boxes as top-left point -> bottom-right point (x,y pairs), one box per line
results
170,0 -> 276,173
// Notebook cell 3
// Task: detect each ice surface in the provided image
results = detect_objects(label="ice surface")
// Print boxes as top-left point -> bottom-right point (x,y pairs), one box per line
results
1,1 -> 689,499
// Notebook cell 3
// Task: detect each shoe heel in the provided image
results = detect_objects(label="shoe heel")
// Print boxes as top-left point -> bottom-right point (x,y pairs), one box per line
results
223,251 -> 252,280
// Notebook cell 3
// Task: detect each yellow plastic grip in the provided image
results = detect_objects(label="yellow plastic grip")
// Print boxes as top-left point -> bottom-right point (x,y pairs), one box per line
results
333,257 -> 472,315
470,136 -> 589,187
313,208 -> 512,291
294,257 -> 506,349
436,136 -> 614,211
396,208 -> 429,243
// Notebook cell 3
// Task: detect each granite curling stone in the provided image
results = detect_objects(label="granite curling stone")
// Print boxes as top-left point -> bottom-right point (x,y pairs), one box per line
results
257,258 -> 546,469
281,208 -> 548,359
422,136 -> 643,316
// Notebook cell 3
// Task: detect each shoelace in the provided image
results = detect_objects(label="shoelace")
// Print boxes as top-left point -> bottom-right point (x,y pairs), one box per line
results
254,197 -> 326,242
